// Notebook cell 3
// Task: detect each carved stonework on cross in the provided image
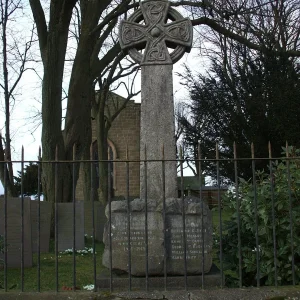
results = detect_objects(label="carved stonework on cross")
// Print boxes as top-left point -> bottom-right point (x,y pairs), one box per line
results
119,0 -> 193,201
119,0 -> 193,65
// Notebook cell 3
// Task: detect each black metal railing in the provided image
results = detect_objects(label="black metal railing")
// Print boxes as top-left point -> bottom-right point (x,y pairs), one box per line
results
0,142 -> 299,292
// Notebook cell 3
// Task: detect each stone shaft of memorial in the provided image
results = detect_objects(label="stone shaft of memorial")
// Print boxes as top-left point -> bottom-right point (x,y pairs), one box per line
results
140,64 -> 177,200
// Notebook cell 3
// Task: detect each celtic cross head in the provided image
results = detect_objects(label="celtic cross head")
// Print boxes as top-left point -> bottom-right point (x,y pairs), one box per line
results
119,0 -> 193,66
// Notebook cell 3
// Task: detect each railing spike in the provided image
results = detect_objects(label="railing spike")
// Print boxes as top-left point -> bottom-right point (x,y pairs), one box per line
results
251,142 -> 255,159
55,145 -> 59,161
198,141 -> 201,159
179,145 -> 183,160
73,143 -> 76,161
90,142 -> 93,160
233,142 -> 237,159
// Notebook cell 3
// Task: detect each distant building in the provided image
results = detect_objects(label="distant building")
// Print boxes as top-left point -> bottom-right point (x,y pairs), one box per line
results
177,176 -> 227,208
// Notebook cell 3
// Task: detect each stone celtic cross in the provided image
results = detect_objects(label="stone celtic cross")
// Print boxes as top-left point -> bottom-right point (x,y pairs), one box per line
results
119,0 -> 193,201
119,0 -> 193,65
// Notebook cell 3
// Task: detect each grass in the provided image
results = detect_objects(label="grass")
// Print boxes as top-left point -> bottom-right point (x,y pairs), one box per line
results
0,237 -> 105,292
0,206 -> 234,292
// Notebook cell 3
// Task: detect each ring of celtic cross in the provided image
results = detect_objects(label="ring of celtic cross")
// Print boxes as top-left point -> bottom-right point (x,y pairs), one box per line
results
119,0 -> 193,66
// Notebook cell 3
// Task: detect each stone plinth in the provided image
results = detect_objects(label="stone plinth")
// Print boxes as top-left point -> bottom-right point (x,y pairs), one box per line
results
97,270 -> 222,290
165,197 -> 213,275
102,197 -> 212,276
102,199 -> 164,276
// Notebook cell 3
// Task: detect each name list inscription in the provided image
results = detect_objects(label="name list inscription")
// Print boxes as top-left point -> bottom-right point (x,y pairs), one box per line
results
168,216 -> 212,261
111,212 -> 163,255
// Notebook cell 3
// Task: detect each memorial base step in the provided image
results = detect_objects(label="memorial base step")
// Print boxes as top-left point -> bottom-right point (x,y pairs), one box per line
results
97,264 -> 223,290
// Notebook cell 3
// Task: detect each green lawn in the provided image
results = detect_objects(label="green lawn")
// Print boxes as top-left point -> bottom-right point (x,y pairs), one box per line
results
0,238 -> 105,292
0,208 -> 234,292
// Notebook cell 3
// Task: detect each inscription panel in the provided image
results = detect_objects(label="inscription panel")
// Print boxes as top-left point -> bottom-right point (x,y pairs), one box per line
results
102,212 -> 164,276
101,198 -> 213,276
166,214 -> 213,275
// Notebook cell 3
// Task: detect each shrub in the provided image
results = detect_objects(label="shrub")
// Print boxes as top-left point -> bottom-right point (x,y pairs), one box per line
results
220,147 -> 300,286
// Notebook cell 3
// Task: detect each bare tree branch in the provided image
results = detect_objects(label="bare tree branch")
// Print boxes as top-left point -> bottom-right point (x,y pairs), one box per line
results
29,0 -> 47,61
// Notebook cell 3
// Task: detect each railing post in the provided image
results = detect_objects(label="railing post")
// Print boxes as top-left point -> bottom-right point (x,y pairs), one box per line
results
21,146 -> 24,292
72,144 -> 77,291
251,143 -> 260,287
37,146 -> 42,292
268,142 -> 278,287
125,145 -> 131,291
198,141 -> 205,289
144,146 -> 149,291
108,152 -> 113,292
216,143 -> 223,288
90,143 -> 97,292
233,142 -> 242,288
55,145 -> 59,292
180,146 -> 187,291
162,144 -> 167,291
285,142 -> 295,285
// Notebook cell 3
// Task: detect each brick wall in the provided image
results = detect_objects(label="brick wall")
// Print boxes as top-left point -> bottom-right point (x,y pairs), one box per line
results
180,189 -> 227,208
76,97 -> 141,200
106,100 -> 140,198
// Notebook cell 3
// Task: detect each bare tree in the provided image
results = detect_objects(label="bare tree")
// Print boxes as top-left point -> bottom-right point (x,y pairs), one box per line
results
28,0 -> 300,204
174,0 -> 300,57
29,0 -> 142,204
0,0 -> 34,196
179,0 -> 300,181
93,53 -> 140,203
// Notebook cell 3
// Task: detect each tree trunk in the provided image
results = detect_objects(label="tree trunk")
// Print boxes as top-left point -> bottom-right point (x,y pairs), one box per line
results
63,19 -> 97,202
0,0 -> 17,197
0,136 -> 16,196
97,126 -> 109,204
93,92 -> 109,204
30,0 -> 124,204
37,1 -> 76,203
82,145 -> 92,202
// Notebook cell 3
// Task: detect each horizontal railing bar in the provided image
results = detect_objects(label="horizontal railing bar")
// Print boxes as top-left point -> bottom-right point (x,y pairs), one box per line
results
1,157 -> 300,164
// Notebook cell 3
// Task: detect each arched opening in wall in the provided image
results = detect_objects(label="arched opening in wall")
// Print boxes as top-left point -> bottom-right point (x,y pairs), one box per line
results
92,139 -> 117,198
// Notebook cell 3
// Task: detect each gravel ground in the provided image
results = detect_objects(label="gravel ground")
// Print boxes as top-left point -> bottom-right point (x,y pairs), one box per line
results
0,286 -> 299,300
